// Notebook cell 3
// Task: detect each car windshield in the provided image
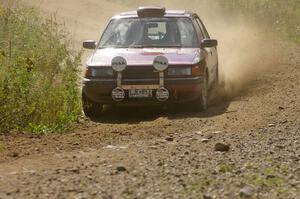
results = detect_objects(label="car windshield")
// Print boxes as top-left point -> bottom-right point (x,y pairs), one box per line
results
99,17 -> 198,48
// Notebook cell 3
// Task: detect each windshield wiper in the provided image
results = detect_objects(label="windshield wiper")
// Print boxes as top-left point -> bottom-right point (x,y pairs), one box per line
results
130,44 -> 182,48
128,45 -> 144,48
99,44 -> 183,49
99,45 -> 145,49
159,45 -> 182,48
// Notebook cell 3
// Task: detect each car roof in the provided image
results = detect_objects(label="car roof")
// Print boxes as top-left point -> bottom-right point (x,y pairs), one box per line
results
112,10 -> 196,19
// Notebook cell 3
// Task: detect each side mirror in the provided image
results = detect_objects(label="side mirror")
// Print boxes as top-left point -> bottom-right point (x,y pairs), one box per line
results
201,39 -> 218,48
83,40 -> 96,49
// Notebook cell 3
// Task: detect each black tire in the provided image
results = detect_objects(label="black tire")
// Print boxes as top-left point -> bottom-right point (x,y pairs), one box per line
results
193,72 -> 209,111
209,66 -> 220,102
212,65 -> 219,91
82,92 -> 103,118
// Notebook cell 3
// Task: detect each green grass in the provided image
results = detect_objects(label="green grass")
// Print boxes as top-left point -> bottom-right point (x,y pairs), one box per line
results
0,142 -> 5,152
215,0 -> 300,43
0,4 -> 82,133
181,159 -> 296,198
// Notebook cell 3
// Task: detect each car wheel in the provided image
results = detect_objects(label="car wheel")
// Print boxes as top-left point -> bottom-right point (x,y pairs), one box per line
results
214,66 -> 219,89
192,72 -> 209,112
200,72 -> 209,110
82,92 -> 103,118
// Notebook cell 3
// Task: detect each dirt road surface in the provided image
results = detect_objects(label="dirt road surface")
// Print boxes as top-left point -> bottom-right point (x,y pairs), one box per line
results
0,0 -> 300,199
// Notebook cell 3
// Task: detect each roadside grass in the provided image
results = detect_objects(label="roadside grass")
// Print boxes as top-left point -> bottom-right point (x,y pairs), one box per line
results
0,3 -> 82,133
214,0 -> 300,44
0,142 -> 5,153
182,160 -> 296,198
218,163 -> 236,173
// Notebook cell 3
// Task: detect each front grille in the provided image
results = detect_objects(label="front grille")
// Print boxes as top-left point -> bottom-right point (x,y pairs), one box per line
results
123,66 -> 160,79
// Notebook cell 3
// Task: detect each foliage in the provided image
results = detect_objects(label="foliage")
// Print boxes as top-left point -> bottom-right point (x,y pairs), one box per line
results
0,4 -> 82,133
215,0 -> 300,43
0,142 -> 5,152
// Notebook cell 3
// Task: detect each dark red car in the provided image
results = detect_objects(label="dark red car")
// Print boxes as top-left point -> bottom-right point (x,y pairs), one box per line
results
82,7 -> 218,117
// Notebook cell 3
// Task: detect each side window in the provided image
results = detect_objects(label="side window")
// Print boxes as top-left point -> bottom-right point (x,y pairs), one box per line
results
177,19 -> 197,47
193,18 -> 204,41
100,20 -> 131,46
196,18 -> 210,39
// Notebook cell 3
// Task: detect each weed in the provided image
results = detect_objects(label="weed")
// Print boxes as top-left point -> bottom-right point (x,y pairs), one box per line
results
0,142 -> 5,152
0,3 -> 82,133
215,0 -> 300,43
218,163 -> 235,173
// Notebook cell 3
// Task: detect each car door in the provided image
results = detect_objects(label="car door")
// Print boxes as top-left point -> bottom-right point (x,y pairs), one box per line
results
195,17 -> 218,86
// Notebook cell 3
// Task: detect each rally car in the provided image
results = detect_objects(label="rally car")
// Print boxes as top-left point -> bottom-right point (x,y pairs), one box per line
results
82,7 -> 218,117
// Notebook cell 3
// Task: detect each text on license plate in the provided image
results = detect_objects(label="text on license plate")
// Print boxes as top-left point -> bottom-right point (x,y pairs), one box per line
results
129,89 -> 152,98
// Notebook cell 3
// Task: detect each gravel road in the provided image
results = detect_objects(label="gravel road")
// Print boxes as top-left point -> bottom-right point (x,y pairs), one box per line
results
0,1 -> 299,198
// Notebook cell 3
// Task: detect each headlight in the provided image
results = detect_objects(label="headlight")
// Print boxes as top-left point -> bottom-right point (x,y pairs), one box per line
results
91,67 -> 114,77
168,67 -> 191,76
193,55 -> 201,64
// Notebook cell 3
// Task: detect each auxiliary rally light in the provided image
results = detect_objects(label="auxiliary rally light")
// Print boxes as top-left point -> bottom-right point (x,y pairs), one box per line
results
111,55 -> 170,102
153,56 -> 168,72
111,56 -> 127,72
111,56 -> 127,101
153,56 -> 169,102
112,87 -> 125,101
156,87 -> 169,102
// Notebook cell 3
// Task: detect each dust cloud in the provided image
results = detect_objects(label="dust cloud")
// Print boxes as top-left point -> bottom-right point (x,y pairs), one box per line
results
204,7 -> 280,96
128,0 -> 280,95
23,0 -> 280,96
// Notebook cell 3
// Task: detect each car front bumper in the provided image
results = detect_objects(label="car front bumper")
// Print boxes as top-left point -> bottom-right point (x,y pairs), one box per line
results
82,76 -> 203,105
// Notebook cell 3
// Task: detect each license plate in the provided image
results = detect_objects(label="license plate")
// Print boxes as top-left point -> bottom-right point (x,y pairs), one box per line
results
129,89 -> 152,98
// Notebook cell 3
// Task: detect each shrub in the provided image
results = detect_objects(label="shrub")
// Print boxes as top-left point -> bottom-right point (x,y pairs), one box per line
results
215,0 -> 300,43
0,4 -> 82,133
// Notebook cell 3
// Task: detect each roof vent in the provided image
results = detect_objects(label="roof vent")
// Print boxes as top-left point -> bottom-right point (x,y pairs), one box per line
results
137,6 -> 166,18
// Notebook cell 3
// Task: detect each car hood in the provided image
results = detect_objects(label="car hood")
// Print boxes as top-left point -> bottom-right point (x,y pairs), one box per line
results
86,48 -> 204,66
